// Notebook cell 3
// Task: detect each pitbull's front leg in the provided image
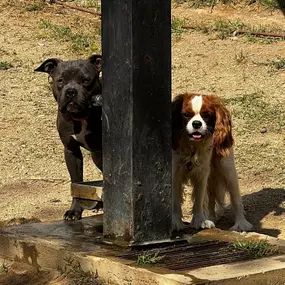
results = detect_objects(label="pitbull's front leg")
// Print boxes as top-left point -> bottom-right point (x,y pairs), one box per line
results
63,146 -> 84,220
90,151 -> 103,211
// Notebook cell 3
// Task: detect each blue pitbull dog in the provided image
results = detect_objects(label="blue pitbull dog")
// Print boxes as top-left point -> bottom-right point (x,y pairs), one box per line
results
35,55 -> 103,220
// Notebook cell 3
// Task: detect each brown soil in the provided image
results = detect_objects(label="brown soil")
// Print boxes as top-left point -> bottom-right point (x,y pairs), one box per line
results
1,0 -> 285,283
0,260 -> 104,285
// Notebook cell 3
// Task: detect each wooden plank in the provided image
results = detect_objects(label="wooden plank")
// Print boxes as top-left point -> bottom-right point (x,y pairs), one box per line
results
71,181 -> 103,201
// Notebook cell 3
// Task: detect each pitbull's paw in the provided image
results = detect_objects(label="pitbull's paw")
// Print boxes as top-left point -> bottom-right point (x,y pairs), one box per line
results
64,209 -> 82,221
172,213 -> 186,232
93,201 -> 103,213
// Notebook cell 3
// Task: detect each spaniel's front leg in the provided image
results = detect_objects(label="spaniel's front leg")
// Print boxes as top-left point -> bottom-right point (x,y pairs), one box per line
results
172,158 -> 186,231
191,175 -> 215,229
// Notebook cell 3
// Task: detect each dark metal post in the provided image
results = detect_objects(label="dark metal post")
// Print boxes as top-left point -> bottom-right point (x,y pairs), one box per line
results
102,0 -> 172,243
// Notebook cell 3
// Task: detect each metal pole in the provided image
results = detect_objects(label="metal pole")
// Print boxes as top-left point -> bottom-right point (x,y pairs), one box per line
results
102,0 -> 172,244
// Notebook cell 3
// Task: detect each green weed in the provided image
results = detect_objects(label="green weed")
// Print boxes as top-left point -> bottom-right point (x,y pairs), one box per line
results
230,239 -> 278,259
137,251 -> 165,265
172,17 -> 187,35
0,61 -> 12,70
257,0 -> 280,9
224,92 -> 285,133
80,0 -> 101,9
173,0 -> 235,7
39,19 -> 100,54
2,263 -> 8,273
25,2 -> 44,12
234,50 -> 248,64
213,19 -> 247,39
173,0 -> 279,8
58,256 -> 101,284
269,58 -> 285,70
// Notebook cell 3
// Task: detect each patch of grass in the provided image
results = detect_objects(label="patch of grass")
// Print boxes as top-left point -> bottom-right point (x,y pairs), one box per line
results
187,19 -> 248,39
184,18 -> 284,42
257,0 -> 280,9
172,17 -> 187,35
174,0 -> 279,8
0,61 -> 12,70
173,0 -> 235,8
59,256 -> 102,284
224,92 -> 285,133
39,19 -> 100,54
25,2 -> 44,12
79,0 -> 101,9
137,251 -> 165,265
246,34 -> 281,44
230,239 -> 278,259
269,58 -> 285,70
2,263 -> 8,273
254,57 -> 285,69
213,19 -> 247,39
173,0 -> 188,3
234,50 -> 248,64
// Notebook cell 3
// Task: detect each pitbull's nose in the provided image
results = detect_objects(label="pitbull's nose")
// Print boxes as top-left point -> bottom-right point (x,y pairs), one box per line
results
66,88 -> 78,98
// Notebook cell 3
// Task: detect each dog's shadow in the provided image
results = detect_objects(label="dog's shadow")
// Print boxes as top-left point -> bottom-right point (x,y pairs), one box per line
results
216,188 -> 285,237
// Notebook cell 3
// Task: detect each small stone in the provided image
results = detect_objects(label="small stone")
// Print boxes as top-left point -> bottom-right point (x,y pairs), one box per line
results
260,127 -> 267,134
50,199 -> 61,203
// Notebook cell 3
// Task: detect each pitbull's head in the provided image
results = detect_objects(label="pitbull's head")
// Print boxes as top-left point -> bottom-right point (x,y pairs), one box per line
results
35,55 -> 102,120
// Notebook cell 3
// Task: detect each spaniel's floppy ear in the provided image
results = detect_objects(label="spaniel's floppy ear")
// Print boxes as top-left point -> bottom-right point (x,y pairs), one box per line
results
172,94 -> 184,150
213,97 -> 234,157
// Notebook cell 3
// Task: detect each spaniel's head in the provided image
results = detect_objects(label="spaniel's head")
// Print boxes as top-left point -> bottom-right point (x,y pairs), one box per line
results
172,93 -> 233,156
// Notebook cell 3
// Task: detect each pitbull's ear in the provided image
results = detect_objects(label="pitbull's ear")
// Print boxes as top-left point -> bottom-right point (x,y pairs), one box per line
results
34,58 -> 62,74
88,54 -> 102,72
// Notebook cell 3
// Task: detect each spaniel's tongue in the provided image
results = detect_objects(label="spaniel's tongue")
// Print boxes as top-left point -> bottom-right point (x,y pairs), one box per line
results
193,134 -> 202,139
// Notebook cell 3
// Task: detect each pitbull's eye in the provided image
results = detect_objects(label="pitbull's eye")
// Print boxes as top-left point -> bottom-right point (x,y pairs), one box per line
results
83,78 -> 91,84
57,78 -> 64,84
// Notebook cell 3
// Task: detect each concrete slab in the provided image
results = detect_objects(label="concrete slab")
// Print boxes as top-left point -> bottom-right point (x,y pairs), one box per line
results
1,216 -> 285,285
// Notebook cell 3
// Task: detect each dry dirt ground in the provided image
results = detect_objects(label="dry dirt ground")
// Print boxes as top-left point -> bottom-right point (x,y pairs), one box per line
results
1,0 -> 285,283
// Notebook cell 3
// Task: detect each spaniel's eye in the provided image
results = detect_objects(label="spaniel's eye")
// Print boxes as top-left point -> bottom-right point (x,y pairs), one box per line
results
202,111 -> 212,118
182,112 -> 190,118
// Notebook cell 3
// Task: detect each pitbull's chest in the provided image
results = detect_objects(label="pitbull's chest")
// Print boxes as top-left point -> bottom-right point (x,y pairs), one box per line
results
72,120 -> 92,151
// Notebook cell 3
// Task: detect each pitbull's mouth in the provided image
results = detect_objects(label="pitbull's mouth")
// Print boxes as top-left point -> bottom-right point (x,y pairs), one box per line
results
66,103 -> 88,120
70,111 -> 89,121
66,102 -> 80,113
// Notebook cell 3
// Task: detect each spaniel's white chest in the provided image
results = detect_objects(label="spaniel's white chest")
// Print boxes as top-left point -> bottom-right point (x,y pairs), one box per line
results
181,146 -> 212,172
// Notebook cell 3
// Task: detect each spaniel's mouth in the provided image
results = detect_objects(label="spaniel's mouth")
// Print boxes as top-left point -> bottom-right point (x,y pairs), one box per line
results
189,132 -> 204,140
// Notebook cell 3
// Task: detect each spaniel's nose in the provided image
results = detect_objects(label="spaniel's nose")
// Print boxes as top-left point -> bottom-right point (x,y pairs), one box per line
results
192,120 -> 202,129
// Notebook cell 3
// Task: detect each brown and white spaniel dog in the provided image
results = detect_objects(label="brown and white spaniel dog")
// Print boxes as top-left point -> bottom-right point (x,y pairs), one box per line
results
172,93 -> 252,232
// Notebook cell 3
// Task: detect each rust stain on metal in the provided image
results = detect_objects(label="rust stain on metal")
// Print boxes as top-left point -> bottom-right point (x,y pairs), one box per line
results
124,227 -> 132,242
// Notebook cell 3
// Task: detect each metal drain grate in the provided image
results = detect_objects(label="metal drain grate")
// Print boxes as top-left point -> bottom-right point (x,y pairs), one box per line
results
119,240 -> 254,271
